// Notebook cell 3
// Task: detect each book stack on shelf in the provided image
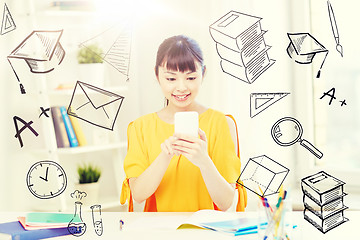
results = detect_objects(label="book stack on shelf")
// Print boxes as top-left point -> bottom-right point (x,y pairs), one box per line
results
0,213 -> 80,240
301,171 -> 348,233
51,106 -> 87,148
50,0 -> 95,11
209,10 -> 275,84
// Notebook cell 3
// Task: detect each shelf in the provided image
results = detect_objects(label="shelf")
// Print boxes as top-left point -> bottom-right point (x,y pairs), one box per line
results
49,85 -> 128,96
41,1 -> 97,17
66,199 -> 125,212
97,200 -> 124,211
32,142 -> 126,155
56,142 -> 126,154
42,10 -> 96,17
25,0 -> 128,213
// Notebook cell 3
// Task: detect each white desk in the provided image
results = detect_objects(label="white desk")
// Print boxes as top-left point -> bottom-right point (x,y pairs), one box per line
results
0,211 -> 358,240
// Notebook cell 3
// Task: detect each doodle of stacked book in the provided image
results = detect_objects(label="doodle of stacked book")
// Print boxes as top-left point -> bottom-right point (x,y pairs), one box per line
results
301,171 -> 348,233
209,10 -> 275,84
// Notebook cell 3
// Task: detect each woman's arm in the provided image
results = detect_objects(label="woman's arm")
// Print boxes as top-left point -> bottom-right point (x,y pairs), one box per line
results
199,156 -> 236,211
172,129 -> 235,211
128,137 -> 176,203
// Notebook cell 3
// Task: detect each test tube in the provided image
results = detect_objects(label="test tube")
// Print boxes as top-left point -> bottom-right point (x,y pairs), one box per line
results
90,205 -> 103,236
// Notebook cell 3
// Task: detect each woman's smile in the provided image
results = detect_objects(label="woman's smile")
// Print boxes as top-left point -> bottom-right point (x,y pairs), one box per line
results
172,93 -> 191,101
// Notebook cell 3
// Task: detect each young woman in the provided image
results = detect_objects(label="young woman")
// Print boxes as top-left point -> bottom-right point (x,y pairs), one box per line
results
120,35 -> 247,212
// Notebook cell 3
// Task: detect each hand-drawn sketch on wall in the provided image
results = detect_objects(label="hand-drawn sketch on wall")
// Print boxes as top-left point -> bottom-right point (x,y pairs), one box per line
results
271,117 -> 323,159
68,190 -> 87,237
26,160 -> 67,199
13,116 -> 39,148
237,155 -> 289,197
79,23 -> 132,81
209,10 -> 275,84
287,33 -> 328,78
250,92 -> 289,118
39,107 -> 50,118
70,189 -> 87,201
7,30 -> 66,94
339,99 -> 347,106
67,81 -> 125,131
320,87 -> 347,106
301,171 -> 348,233
68,203 -> 86,236
90,205 -> 103,236
1,3 -> 16,35
327,1 -> 343,57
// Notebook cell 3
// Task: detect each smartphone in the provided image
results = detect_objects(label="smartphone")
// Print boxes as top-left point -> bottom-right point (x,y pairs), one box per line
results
174,111 -> 199,137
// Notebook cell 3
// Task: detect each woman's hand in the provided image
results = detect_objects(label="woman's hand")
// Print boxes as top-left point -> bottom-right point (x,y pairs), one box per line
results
172,128 -> 211,168
161,136 -> 178,158
171,128 -> 235,211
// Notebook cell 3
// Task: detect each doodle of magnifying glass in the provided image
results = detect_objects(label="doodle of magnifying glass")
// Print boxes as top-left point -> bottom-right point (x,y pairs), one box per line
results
271,117 -> 323,159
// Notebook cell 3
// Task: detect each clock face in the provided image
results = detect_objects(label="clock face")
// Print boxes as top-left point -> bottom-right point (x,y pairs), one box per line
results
26,160 -> 67,199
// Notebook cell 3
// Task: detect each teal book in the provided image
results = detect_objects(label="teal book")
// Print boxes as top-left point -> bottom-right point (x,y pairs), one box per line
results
200,218 -> 267,235
26,212 -> 81,225
0,221 -> 70,240
60,106 -> 79,147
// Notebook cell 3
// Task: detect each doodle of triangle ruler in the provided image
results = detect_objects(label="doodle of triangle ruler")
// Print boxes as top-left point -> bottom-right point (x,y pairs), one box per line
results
250,92 -> 289,118
79,23 -> 131,80
1,3 -> 16,35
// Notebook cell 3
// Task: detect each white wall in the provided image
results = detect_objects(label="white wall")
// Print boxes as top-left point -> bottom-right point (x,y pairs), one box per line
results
0,0 -> 316,211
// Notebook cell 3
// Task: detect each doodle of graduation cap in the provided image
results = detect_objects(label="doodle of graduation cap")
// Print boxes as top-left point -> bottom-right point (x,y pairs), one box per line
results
7,30 -> 65,94
287,33 -> 328,78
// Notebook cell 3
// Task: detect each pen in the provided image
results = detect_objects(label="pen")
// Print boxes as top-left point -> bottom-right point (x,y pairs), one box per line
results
120,220 -> 124,231
263,204 -> 283,240
257,185 -> 272,220
263,191 -> 291,240
258,186 -> 292,240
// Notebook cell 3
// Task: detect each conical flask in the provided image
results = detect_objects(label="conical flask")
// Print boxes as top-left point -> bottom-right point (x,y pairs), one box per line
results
68,201 -> 87,236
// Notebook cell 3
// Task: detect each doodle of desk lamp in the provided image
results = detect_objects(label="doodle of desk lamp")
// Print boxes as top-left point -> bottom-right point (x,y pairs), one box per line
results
271,117 -> 323,159
7,30 -> 65,94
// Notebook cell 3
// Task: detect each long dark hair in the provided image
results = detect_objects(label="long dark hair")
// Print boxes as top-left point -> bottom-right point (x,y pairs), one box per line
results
155,35 -> 205,77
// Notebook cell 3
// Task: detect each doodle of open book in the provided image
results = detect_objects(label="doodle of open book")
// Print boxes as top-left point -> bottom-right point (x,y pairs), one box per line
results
79,23 -> 131,80
7,30 -> 65,94
67,81 -> 125,130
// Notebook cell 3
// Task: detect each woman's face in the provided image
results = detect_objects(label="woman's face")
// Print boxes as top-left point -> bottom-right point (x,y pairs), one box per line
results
157,61 -> 204,111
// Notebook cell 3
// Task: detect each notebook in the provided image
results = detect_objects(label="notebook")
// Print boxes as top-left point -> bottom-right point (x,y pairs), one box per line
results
0,221 -> 70,240
17,213 -> 81,230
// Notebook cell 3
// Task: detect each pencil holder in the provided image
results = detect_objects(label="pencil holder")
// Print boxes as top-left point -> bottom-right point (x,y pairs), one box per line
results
257,196 -> 293,240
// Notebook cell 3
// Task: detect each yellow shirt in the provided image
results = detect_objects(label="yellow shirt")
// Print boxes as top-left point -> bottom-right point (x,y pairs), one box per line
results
122,109 -> 241,212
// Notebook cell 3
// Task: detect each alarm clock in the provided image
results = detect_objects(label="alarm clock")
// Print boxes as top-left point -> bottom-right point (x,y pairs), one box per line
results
26,160 -> 67,199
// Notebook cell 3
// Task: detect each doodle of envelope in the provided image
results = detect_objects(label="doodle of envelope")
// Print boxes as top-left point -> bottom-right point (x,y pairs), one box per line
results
67,81 -> 125,130
7,30 -> 65,74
